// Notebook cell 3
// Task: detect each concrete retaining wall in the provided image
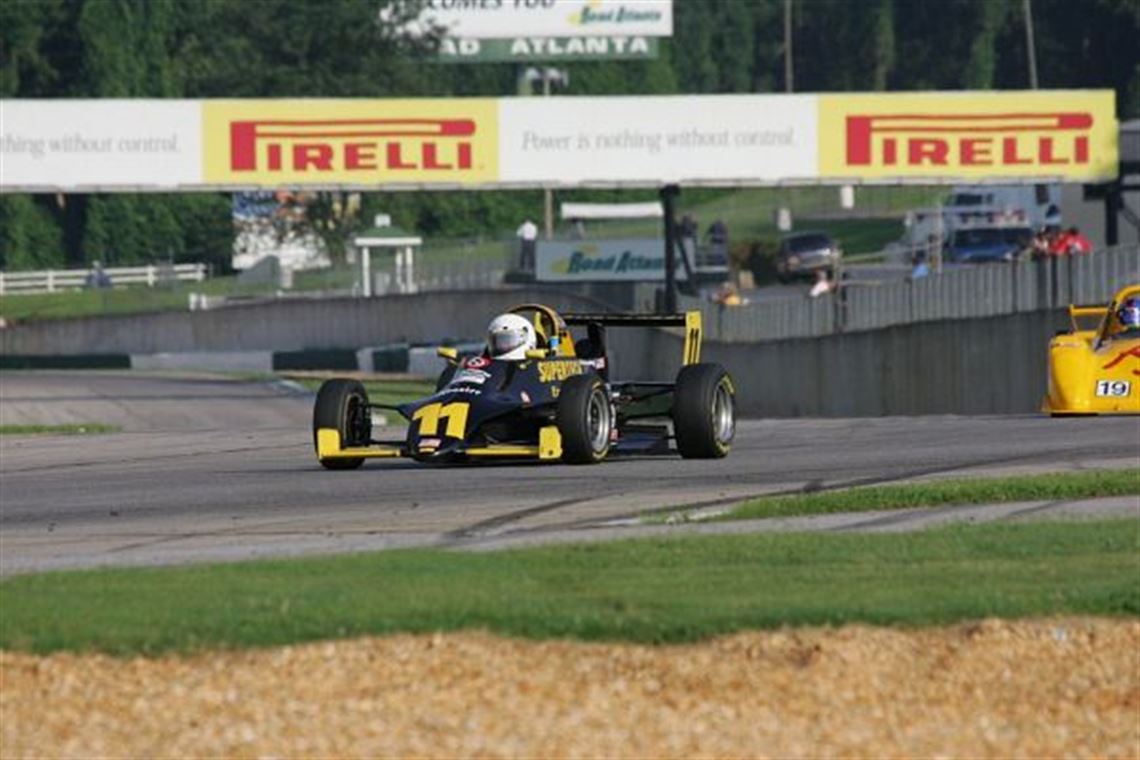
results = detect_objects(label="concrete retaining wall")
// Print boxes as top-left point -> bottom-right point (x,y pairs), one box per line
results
1,289 -> 1070,417
605,308 -> 1068,416
0,288 -> 610,357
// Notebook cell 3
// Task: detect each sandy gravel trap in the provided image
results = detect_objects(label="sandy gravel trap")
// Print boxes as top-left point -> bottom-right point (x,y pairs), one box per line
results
2,617 -> 1138,758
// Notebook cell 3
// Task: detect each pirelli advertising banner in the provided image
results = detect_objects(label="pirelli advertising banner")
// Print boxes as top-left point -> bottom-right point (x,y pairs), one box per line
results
200,99 -> 501,186
0,90 -> 1118,193
816,91 -> 1117,181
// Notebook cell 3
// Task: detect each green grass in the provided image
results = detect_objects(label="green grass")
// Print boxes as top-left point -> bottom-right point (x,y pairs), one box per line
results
0,423 -> 119,436
0,188 -> 938,323
292,376 -> 435,407
691,190 -> 920,254
704,470 -> 1140,523
0,276 -> 276,322
583,188 -> 924,256
1,519 -> 1136,656
815,218 -> 904,256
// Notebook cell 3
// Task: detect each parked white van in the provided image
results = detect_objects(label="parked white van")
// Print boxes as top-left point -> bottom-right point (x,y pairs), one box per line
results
885,184 -> 1061,264
943,184 -> 1061,230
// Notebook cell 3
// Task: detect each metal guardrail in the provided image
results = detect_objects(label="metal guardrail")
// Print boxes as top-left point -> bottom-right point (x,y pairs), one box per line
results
410,260 -> 507,293
685,245 -> 1140,342
0,263 -> 208,295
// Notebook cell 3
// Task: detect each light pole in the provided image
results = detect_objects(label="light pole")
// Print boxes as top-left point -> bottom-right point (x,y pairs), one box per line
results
524,66 -> 569,240
784,0 -> 794,93
1023,0 -> 1038,89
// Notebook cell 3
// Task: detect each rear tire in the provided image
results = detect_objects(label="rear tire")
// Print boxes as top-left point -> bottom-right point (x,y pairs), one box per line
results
673,364 -> 735,458
557,375 -> 612,464
313,379 -> 370,470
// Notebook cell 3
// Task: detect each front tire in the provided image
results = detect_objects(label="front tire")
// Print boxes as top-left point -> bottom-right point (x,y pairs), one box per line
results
673,364 -> 735,458
557,375 -> 612,464
313,379 -> 370,470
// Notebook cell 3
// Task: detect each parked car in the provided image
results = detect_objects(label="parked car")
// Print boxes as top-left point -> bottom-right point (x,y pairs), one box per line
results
776,232 -> 842,283
945,225 -> 1033,263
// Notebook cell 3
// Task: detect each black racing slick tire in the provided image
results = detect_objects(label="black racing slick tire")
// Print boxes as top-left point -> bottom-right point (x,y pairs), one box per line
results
312,378 -> 370,470
673,363 -> 735,459
557,375 -> 612,464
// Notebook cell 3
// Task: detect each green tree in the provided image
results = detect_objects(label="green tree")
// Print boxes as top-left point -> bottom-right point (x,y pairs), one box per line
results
2,0 -> 1139,272
711,0 -> 758,93
0,196 -> 65,270
0,0 -> 64,97
963,0 -> 1010,89
868,0 -> 896,91
77,0 -> 178,96
672,0 -> 719,93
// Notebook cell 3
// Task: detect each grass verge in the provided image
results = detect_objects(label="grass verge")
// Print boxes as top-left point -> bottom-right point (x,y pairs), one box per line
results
695,470 -> 1140,524
0,188 -> 938,324
1,518 -> 1136,656
0,423 -> 119,436
291,376 -> 435,407
0,277 -> 279,323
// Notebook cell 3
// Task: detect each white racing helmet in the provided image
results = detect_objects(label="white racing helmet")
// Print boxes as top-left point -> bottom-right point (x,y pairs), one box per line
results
486,313 -> 536,361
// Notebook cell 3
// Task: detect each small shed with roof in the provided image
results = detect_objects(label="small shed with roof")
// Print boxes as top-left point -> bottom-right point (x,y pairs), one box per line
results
353,216 -> 423,296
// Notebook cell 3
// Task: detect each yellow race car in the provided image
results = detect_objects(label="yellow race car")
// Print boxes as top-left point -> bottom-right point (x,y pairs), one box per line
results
1043,283 -> 1140,415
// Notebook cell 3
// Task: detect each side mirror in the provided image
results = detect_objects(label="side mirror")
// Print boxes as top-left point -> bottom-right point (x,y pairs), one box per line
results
437,346 -> 459,363
524,349 -> 547,360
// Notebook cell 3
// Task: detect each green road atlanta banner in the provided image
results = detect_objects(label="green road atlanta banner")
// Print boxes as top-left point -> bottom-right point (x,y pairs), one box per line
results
438,36 -> 658,63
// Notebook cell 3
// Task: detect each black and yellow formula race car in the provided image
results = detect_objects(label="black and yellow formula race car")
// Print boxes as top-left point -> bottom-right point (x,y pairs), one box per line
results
312,304 -> 735,468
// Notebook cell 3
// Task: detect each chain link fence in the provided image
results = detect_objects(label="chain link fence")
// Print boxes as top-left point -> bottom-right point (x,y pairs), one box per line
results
684,245 -> 1140,342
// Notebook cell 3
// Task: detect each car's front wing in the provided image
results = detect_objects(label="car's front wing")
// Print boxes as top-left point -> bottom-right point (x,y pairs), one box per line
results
315,425 -> 566,462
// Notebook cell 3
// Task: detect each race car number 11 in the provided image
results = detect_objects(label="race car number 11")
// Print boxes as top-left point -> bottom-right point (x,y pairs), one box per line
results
413,401 -> 470,438
1095,380 -> 1131,397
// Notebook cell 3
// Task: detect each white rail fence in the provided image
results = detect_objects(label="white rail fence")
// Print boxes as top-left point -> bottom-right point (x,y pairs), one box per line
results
0,263 -> 208,295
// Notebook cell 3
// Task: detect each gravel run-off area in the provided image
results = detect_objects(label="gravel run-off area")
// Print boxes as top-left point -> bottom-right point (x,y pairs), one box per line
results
2,617 -> 1137,758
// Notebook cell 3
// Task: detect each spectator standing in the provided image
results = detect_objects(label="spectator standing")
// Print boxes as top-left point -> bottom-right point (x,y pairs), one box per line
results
84,260 -> 112,289
707,218 -> 729,266
1065,226 -> 1093,254
516,218 -> 538,272
925,233 -> 944,272
1031,229 -> 1052,260
1047,227 -> 1092,256
809,268 -> 835,298
710,282 -> 743,306
910,250 -> 930,280
1048,228 -> 1072,256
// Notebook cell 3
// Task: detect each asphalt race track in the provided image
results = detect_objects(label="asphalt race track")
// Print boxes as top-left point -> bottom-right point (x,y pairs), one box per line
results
2,371 -> 1138,575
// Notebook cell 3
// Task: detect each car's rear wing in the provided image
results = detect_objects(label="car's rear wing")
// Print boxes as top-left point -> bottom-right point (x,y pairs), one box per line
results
563,311 -> 703,365
1068,304 -> 1107,333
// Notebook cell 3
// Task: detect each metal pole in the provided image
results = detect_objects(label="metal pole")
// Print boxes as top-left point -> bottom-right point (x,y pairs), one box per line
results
784,0 -> 794,93
661,184 -> 680,314
543,72 -> 554,241
361,246 -> 371,297
1023,0 -> 1038,89
1105,183 -> 1120,245
544,188 -> 554,241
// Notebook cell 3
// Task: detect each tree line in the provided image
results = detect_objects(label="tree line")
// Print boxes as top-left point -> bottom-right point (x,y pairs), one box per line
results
2,0 -> 1137,271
